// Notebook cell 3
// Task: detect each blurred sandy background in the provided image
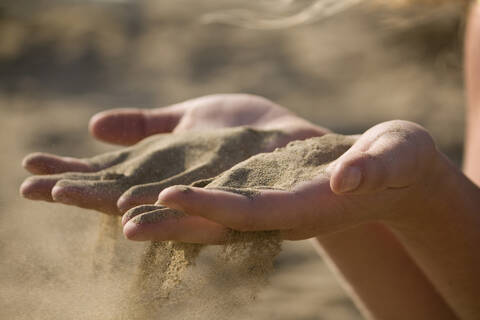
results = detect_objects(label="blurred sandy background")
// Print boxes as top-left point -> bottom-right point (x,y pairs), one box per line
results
0,0 -> 467,319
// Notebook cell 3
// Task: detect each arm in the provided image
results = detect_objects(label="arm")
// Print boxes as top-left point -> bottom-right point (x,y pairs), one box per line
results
317,110 -> 480,320
385,153 -> 480,320
25,94 -> 474,318
313,4 -> 480,318
313,223 -> 457,320
378,6 -> 480,318
315,4 -> 480,318
152,120 -> 480,319
464,1 -> 480,184
83,97 -> 461,319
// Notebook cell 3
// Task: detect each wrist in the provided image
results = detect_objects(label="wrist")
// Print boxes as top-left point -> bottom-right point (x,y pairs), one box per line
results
383,149 -> 479,231
377,151 -> 480,320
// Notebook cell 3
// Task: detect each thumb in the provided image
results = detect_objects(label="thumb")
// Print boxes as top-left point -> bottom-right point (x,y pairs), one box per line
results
329,121 -> 436,195
88,105 -> 186,146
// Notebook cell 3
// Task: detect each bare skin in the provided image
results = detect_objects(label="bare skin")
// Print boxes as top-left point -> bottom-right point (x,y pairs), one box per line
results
21,127 -> 288,215
20,95 -> 326,215
19,5 -> 480,317
121,133 -> 359,241
465,2 -> 480,185
123,122 -> 442,241
21,94 -> 464,319
123,6 -> 480,317
149,118 -> 480,319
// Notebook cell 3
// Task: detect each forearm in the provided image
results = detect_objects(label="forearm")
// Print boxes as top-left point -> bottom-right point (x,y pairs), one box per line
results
464,1 -> 480,185
464,114 -> 480,183
386,153 -> 480,320
313,223 -> 457,320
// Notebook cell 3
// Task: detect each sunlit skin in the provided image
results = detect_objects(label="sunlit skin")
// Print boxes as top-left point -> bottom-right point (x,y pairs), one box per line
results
20,94 -> 327,214
19,3 -> 480,320
121,120 -> 444,241
123,103 -> 478,320
21,93 -> 479,319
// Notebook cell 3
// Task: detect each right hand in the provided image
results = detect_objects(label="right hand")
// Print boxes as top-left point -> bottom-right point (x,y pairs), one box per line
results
121,120 -> 444,244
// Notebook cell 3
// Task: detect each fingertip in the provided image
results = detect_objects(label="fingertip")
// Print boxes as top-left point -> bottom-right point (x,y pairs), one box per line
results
121,204 -> 159,225
19,178 -> 37,199
89,109 -> 146,146
122,209 -> 176,241
22,153 -> 93,175
22,152 -> 51,174
121,211 -> 131,226
20,177 -> 56,201
121,211 -> 129,226
330,162 -> 363,194
22,152 -> 39,169
157,185 -> 194,210
51,184 -> 74,205
117,195 -> 135,214
123,212 -> 228,243
88,110 -> 115,142
88,111 -> 103,135
51,181 -> 86,206
117,185 -> 162,213
123,220 -> 142,241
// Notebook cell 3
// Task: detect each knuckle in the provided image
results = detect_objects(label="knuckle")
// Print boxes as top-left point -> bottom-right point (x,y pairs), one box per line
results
351,152 -> 387,192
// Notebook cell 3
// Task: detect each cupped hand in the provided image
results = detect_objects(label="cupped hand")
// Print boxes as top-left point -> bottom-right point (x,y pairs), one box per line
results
20,94 -> 328,215
122,120 -> 442,243
88,94 -> 326,145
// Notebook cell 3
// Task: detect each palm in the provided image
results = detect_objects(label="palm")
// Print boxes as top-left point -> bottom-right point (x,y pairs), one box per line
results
89,94 -> 327,145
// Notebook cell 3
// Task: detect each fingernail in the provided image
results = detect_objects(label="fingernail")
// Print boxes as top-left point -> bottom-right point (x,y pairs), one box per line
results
123,221 -> 140,240
337,166 -> 362,193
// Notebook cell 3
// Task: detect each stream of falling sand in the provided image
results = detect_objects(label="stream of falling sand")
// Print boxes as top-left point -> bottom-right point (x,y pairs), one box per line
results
92,216 -> 281,320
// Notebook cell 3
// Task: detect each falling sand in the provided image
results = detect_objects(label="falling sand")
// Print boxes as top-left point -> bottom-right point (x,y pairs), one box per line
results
114,133 -> 356,320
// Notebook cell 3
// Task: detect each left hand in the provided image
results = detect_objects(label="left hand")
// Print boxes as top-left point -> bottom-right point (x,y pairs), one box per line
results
20,94 -> 328,215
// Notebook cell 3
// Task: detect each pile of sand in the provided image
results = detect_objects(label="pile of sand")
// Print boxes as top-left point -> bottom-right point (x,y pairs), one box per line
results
25,127 -> 286,215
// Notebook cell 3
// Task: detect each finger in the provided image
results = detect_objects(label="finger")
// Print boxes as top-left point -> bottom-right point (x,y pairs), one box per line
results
89,105 -> 186,146
20,175 -> 62,202
52,179 -> 127,215
22,152 -> 95,175
116,165 -> 216,213
117,183 -> 165,213
20,172 -> 105,202
23,149 -> 131,176
122,206 -> 228,243
157,186 -> 306,232
121,204 -> 161,225
329,120 -> 435,194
